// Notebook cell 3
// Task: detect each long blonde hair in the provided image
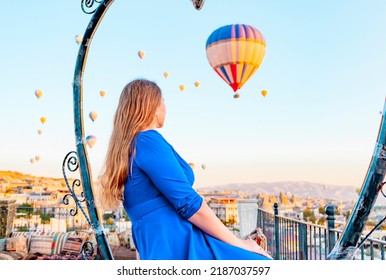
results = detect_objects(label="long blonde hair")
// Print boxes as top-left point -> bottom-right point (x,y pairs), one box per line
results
99,79 -> 162,210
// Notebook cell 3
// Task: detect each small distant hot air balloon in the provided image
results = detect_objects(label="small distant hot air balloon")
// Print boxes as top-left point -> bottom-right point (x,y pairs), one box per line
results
100,90 -> 106,97
233,93 -> 240,99
35,89 -> 43,99
40,117 -> 46,124
179,85 -> 185,92
201,164 -> 206,170
206,24 -> 266,95
194,81 -> 200,87
89,111 -> 98,122
37,129 -> 43,135
35,155 -> 40,161
163,72 -> 169,78
86,135 -> 97,149
261,90 -> 268,97
75,35 -> 83,45
30,158 -> 35,164
138,50 -> 145,59
189,163 -> 195,169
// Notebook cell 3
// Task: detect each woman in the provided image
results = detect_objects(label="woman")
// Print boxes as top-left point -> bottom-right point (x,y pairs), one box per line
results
99,78 -> 272,260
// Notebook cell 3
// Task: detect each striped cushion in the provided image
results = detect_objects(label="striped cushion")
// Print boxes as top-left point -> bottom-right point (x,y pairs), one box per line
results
29,235 -> 54,255
62,236 -> 85,254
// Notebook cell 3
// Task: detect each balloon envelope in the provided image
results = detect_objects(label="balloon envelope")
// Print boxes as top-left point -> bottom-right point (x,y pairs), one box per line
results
138,50 -> 145,59
35,89 -> 43,99
189,163 -> 195,169
86,135 -> 97,148
261,89 -> 268,97
35,155 -> 40,161
206,24 -> 266,92
100,90 -> 106,97
163,72 -> 169,78
89,111 -> 98,122
201,164 -> 206,170
75,35 -> 83,45
179,85 -> 185,92
38,129 -> 43,135
40,117 -> 46,124
194,81 -> 200,87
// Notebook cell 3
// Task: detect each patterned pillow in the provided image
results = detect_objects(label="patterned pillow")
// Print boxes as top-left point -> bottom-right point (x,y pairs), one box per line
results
61,236 -> 85,255
29,235 -> 54,255
0,238 -> 6,252
0,252 -> 14,260
6,236 -> 28,254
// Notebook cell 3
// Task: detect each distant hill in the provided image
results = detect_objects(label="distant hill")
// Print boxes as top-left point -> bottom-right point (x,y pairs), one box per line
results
196,181 -> 361,203
0,170 -> 67,183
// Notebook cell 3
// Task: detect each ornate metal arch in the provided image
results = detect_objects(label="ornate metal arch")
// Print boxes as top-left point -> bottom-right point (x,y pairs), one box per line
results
65,0 -> 386,260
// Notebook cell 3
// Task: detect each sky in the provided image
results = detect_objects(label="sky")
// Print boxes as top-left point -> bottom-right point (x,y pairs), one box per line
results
1,0 -> 386,190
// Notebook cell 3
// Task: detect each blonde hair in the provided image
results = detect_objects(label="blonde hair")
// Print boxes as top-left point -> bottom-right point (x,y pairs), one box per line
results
99,79 -> 162,210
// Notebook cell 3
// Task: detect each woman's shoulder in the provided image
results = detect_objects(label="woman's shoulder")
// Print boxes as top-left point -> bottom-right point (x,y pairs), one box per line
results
137,129 -> 165,144
136,130 -> 170,156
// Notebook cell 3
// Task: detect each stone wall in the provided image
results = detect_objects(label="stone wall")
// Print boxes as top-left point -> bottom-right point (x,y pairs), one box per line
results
0,199 -> 16,238
237,198 -> 258,238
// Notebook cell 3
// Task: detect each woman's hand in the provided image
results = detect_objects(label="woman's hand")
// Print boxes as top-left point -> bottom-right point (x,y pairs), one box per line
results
238,238 -> 273,259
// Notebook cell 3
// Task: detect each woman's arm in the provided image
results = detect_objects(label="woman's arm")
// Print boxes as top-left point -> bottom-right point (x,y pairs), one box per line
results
188,202 -> 272,259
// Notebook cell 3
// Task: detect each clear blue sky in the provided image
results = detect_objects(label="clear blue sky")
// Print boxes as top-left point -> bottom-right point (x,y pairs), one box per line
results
1,0 -> 386,189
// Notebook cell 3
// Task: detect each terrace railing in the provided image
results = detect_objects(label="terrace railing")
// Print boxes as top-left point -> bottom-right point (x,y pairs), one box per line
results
258,202 -> 386,260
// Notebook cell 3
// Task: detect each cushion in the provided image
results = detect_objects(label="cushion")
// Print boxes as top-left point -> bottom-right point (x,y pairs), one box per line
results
0,238 -> 6,251
29,235 -> 54,255
61,236 -> 85,255
6,236 -> 28,254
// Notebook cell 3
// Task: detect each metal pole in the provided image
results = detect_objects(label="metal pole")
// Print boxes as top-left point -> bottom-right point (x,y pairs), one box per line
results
273,203 -> 280,260
327,98 -> 386,259
325,205 -> 335,254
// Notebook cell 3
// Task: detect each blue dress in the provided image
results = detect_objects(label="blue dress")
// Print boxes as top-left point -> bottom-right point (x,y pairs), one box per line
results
122,130 -> 270,260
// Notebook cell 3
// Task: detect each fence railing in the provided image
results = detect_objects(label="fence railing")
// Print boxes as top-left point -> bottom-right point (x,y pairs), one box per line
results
12,206 -> 129,233
258,203 -> 386,260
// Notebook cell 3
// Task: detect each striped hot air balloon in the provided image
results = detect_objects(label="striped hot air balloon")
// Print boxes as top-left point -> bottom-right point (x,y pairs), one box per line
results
206,24 -> 266,93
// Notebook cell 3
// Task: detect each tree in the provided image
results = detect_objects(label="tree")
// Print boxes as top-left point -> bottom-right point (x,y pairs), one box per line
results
317,216 -> 326,225
303,207 -> 315,223
318,206 -> 325,215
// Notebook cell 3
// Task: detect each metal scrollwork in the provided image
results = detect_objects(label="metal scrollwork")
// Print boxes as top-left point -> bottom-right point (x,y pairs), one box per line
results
81,241 -> 95,260
62,151 -> 92,226
81,0 -> 103,14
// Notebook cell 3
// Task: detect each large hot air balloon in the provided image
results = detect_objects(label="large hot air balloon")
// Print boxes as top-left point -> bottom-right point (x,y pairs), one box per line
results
35,89 -> 43,99
138,50 -> 145,59
40,117 -> 46,124
86,135 -> 97,149
206,24 -> 266,93
89,111 -> 98,122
